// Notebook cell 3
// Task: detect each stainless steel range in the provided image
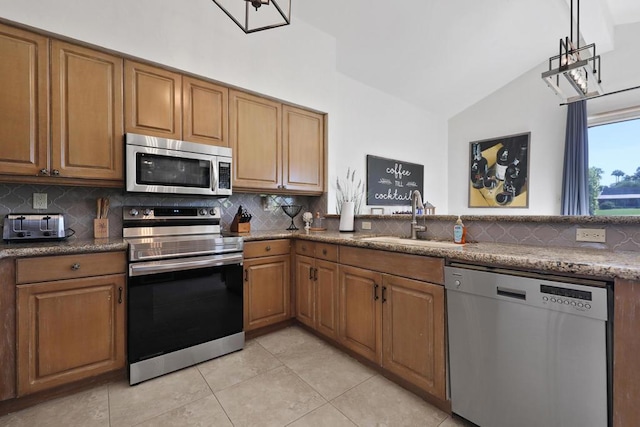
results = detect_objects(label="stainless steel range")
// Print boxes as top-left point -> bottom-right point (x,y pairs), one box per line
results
123,206 -> 244,385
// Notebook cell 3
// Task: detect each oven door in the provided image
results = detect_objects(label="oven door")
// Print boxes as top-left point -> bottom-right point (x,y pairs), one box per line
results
126,144 -> 216,196
127,253 -> 243,365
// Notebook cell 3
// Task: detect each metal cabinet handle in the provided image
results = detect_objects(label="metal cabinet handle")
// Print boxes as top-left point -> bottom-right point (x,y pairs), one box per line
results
373,283 -> 379,301
244,269 -> 249,282
265,245 -> 271,252
71,263 -> 80,271
382,286 -> 387,303
309,266 -> 314,280
39,169 -> 49,176
118,287 -> 123,304
322,249 -> 327,255
52,169 -> 60,176
314,268 -> 318,281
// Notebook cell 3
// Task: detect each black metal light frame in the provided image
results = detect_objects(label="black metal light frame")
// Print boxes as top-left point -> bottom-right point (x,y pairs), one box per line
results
212,0 -> 291,34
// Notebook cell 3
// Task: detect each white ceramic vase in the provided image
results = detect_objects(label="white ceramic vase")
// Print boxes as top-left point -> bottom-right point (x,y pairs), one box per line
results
339,201 -> 355,232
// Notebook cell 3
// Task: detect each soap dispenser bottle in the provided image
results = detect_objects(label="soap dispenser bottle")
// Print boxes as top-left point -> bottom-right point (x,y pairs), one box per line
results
453,216 -> 466,244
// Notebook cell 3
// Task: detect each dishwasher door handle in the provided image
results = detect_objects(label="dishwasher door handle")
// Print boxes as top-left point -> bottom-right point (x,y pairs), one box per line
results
496,286 -> 526,300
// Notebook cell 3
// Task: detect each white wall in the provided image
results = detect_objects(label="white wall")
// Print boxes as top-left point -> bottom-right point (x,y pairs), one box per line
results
447,21 -> 640,215
0,0 -> 447,215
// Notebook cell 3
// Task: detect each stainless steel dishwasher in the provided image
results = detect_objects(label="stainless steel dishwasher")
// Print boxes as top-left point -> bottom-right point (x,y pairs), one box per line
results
445,264 -> 612,427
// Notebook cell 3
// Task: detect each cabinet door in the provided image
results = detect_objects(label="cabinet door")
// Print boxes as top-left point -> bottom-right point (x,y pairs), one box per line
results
315,260 -> 338,339
243,255 -> 290,331
51,41 -> 123,180
16,274 -> 126,396
282,105 -> 324,193
230,90 -> 282,191
183,76 -> 228,146
339,265 -> 382,364
382,274 -> 445,399
295,255 -> 315,329
124,60 -> 181,139
0,24 -> 48,177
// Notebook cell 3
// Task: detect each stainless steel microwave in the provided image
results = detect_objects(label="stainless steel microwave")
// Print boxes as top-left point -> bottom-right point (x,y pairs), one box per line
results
125,133 -> 232,196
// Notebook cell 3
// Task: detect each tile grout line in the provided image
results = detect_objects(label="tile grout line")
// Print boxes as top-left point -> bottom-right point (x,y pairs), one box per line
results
194,363 -> 235,426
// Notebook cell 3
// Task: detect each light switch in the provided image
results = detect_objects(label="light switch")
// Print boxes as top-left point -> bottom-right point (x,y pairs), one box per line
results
33,193 -> 48,209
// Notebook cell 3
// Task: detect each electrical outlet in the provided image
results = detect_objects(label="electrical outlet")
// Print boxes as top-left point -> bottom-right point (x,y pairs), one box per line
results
33,193 -> 47,209
576,228 -> 606,243
361,221 -> 372,230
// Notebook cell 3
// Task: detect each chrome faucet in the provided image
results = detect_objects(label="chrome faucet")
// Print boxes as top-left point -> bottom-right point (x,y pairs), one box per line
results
411,190 -> 427,239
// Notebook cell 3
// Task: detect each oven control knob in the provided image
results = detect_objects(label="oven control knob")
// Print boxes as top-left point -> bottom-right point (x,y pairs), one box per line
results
129,209 -> 139,217
199,208 -> 207,216
143,209 -> 151,216
17,232 -> 25,238
209,208 -> 217,216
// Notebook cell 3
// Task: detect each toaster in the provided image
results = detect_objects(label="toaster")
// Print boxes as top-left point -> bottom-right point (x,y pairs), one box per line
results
3,213 -> 67,242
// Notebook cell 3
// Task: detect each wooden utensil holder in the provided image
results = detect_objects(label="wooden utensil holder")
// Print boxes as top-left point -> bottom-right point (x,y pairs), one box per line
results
93,219 -> 109,238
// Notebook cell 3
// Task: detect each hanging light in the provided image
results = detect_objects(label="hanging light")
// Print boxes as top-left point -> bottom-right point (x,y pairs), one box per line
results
212,0 -> 291,34
541,0 -> 604,103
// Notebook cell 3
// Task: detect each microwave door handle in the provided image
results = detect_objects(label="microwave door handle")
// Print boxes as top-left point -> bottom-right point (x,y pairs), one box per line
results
211,159 -> 219,191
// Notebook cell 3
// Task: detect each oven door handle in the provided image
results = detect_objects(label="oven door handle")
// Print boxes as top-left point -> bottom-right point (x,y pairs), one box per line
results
129,253 -> 243,277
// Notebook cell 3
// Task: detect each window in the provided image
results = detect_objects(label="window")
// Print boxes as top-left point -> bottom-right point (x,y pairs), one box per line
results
588,115 -> 640,215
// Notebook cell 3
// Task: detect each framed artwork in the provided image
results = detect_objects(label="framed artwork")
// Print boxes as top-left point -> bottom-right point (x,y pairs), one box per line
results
468,132 -> 530,208
366,155 -> 424,206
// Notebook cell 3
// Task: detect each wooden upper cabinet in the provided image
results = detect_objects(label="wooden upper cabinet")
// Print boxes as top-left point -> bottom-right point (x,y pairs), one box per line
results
183,76 -> 228,146
282,105 -> 324,193
124,60 -> 181,139
51,41 -> 123,180
230,90 -> 282,191
0,23 -> 49,177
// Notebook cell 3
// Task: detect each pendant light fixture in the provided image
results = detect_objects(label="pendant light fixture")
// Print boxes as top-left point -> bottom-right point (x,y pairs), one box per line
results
212,0 -> 291,34
541,0 -> 603,103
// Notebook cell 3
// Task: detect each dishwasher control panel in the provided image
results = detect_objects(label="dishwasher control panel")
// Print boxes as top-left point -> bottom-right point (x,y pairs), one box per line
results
445,265 -> 609,321
541,284 -> 593,310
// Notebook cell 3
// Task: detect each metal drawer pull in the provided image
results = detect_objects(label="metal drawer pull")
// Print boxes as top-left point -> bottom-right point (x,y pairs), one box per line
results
118,287 -> 123,304
313,268 -> 318,281
71,263 -> 80,270
322,249 -> 327,255
244,269 -> 249,282
309,267 -> 314,280
382,286 -> 387,303
374,283 -> 379,301
265,245 -> 271,252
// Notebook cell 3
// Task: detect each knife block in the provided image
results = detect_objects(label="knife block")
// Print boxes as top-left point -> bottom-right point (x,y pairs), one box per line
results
230,215 -> 250,233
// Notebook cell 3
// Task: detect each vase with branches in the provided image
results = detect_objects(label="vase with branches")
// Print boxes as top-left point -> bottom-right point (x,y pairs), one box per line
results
335,167 -> 364,215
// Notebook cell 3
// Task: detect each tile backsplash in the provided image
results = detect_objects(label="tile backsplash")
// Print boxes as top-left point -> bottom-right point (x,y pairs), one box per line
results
0,184 -> 321,240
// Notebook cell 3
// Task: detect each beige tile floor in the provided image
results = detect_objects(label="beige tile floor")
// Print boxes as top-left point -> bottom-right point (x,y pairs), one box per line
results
0,326 -> 471,427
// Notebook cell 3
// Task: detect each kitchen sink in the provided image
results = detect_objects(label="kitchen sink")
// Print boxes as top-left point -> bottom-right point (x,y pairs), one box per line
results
358,236 -> 464,249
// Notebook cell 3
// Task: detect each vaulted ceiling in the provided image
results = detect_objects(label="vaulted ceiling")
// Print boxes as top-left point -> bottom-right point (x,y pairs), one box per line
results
295,0 -> 640,118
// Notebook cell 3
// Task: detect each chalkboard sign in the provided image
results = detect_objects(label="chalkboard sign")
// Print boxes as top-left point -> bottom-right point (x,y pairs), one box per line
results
366,155 -> 424,206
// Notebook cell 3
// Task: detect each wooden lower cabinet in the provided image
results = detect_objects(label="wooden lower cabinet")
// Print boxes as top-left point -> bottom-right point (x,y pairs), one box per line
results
338,265 -> 382,364
381,274 -> 446,400
613,278 -> 640,427
243,254 -> 291,331
295,255 -> 339,339
16,274 -> 126,396
338,249 -> 446,401
295,255 -> 315,328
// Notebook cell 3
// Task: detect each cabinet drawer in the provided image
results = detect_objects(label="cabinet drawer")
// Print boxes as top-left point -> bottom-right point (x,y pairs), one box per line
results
16,251 -> 127,284
315,243 -> 338,262
244,239 -> 290,258
295,241 -> 315,257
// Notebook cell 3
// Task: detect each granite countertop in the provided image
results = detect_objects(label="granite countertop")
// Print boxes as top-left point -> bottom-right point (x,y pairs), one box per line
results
239,230 -> 640,281
2,231 -> 639,281
0,238 -> 128,259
